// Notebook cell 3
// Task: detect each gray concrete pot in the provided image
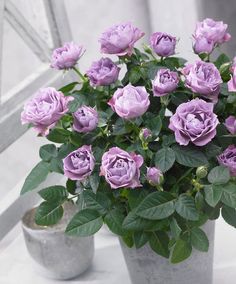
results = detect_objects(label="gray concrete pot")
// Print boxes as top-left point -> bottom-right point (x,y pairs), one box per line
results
21,202 -> 94,280
120,221 -> 215,284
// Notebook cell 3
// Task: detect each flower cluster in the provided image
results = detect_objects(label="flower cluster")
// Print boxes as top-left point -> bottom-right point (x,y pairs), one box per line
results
21,19 -> 236,264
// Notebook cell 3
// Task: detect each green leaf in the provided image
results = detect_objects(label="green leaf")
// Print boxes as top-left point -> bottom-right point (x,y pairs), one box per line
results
59,82 -> 78,93
66,209 -> 103,236
121,233 -> 134,248
83,191 -> 111,215
137,192 -> 175,220
214,53 -> 230,69
133,231 -> 149,249
127,190 -> 148,210
66,179 -> 77,195
47,128 -> 71,143
221,182 -> 236,208
190,227 -> 209,252
172,145 -> 208,167
39,144 -> 57,162
155,147 -> 175,172
21,161 -> 50,195
175,194 -> 199,221
89,173 -> 100,193
149,231 -> 170,258
35,202 -> 63,226
122,211 -> 154,231
222,205 -> 236,228
104,209 -> 126,236
170,218 -> 182,239
208,166 -> 230,185
205,143 -> 222,159
38,185 -> 68,203
129,66 -> 142,84
204,184 -> 223,207
170,239 -> 192,264
146,116 -> 162,137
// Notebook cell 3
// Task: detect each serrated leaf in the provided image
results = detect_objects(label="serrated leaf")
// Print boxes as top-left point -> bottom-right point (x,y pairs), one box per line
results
104,209 -> 126,236
137,192 -> 175,220
39,144 -> 57,162
47,128 -> 71,143
59,82 -> 78,93
66,209 -> 103,236
133,231 -> 149,249
35,202 -> 63,226
222,205 -> 236,228
155,147 -> 175,172
83,191 -> 111,215
89,173 -> 100,193
21,161 -> 50,195
170,239 -> 192,264
190,227 -> 209,252
122,211 -> 154,231
170,218 -> 182,239
208,166 -> 230,185
149,231 -> 170,258
127,190 -> 148,210
146,116 -> 162,137
172,145 -> 208,167
38,185 -> 68,203
204,184 -> 223,207
221,182 -> 236,208
175,194 -> 199,221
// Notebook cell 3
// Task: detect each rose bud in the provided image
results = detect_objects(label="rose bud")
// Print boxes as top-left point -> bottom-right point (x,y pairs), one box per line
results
169,98 -> 219,146
182,60 -> 222,103
150,32 -> 176,57
73,106 -> 98,133
100,147 -> 143,189
152,68 -> 179,97
21,87 -> 73,136
225,116 -> 236,135
147,167 -> 163,186
86,57 -> 120,87
50,42 -> 85,70
99,22 -> 144,56
63,145 -> 95,181
140,128 -> 152,141
227,68 -> 236,92
196,166 -> 208,179
108,84 -> 150,119
193,36 -> 214,54
217,145 -> 236,176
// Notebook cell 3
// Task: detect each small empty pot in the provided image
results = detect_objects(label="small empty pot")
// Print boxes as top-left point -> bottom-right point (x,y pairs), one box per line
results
22,202 -> 94,280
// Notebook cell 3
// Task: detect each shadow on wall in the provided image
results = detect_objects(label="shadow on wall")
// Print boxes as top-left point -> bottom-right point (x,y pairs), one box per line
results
197,0 -> 236,57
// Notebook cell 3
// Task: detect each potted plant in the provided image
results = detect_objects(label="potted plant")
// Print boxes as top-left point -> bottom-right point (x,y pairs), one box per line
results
20,19 -> 236,284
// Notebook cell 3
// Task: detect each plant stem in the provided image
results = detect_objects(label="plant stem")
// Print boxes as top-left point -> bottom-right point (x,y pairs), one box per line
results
72,67 -> 87,83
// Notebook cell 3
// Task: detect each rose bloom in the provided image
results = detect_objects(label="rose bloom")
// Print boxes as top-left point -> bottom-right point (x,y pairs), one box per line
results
86,57 -> 120,87
150,32 -> 176,57
152,68 -> 179,97
51,42 -> 85,70
225,116 -> 236,135
73,106 -> 98,133
147,167 -> 163,186
63,145 -> 95,181
182,60 -> 222,103
169,98 -> 219,146
193,18 -> 231,54
217,145 -> 236,176
21,87 -> 73,136
100,147 -> 143,189
228,68 -> 236,92
99,22 -> 144,56
108,84 -> 150,119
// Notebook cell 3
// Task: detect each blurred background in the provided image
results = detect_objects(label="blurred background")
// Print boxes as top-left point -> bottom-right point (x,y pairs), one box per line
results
0,0 -> 236,280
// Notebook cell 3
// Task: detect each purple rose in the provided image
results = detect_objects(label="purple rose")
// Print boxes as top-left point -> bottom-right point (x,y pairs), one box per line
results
152,69 -> 179,97
193,35 -> 215,54
182,60 -> 222,103
225,116 -> 236,135
147,167 -> 163,186
150,32 -> 176,57
141,128 -> 152,140
99,22 -> 144,56
217,145 -> 236,176
108,84 -> 150,119
63,145 -> 95,181
86,57 -> 120,87
193,18 -> 231,52
21,87 -> 73,136
100,147 -> 143,189
169,98 -> 219,146
73,106 -> 98,133
51,42 -> 85,70
228,68 -> 236,92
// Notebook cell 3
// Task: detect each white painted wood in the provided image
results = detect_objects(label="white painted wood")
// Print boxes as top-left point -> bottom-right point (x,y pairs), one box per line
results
4,0 -> 51,62
0,0 -> 5,101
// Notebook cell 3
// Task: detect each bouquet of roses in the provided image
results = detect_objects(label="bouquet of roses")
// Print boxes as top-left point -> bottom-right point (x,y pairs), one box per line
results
21,18 -> 236,263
